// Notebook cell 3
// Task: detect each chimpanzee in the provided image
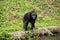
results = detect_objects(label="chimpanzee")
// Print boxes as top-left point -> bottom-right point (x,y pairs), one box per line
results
23,9 -> 37,31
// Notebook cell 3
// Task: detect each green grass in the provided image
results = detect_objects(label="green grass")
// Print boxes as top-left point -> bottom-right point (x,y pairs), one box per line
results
0,0 -> 60,30
0,0 -> 60,40
0,0 -> 60,32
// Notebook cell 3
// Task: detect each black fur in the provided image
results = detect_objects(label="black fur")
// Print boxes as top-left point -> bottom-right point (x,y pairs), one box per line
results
23,10 -> 37,31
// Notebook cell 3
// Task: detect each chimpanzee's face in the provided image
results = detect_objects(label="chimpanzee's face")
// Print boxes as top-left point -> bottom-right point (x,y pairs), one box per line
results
31,12 -> 37,19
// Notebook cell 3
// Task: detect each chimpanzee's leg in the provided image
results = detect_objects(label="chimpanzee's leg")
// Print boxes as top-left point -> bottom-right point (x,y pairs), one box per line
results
31,21 -> 35,30
23,20 -> 28,31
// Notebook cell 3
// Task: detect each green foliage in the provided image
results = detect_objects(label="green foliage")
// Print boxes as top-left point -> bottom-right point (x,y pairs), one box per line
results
0,31 -> 13,40
0,0 -> 60,31
0,0 -> 60,40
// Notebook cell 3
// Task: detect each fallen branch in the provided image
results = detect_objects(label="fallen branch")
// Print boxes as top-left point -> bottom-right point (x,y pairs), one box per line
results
9,26 -> 60,40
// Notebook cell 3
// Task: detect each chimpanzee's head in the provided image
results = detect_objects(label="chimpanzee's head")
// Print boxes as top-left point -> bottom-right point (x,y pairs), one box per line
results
31,10 -> 37,19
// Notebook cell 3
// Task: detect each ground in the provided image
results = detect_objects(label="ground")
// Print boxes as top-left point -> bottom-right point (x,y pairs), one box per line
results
0,0 -> 60,40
